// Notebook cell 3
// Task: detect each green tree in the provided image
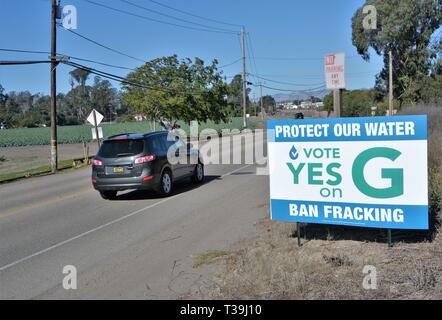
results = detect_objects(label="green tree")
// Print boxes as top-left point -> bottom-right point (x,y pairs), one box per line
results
90,76 -> 119,122
323,90 -> 376,117
227,74 -> 252,117
122,55 -> 229,124
69,68 -> 91,119
261,95 -> 276,113
352,0 -> 442,106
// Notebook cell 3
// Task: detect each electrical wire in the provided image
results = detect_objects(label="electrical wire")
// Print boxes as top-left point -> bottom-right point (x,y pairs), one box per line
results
62,60 -> 219,96
255,83 -> 327,93
248,73 -> 325,87
119,0 -> 238,34
217,58 -> 242,69
0,60 -> 52,65
82,0 -> 238,35
146,0 -> 242,28
0,48 -> 51,55
0,47 -> 137,71
59,25 -> 147,63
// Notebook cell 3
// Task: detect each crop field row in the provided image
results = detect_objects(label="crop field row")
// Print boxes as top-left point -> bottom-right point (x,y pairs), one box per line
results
0,118 -> 245,147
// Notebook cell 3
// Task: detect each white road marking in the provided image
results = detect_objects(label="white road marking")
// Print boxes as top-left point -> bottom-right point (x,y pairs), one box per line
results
0,164 -> 252,273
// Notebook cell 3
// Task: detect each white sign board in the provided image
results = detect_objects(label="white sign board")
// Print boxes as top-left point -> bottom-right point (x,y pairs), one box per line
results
324,53 -> 346,90
91,127 -> 103,140
267,115 -> 428,230
87,109 -> 104,126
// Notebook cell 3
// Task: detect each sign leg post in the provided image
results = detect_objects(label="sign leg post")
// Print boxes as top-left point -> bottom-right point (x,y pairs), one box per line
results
93,110 -> 101,149
296,223 -> 301,247
387,229 -> 392,248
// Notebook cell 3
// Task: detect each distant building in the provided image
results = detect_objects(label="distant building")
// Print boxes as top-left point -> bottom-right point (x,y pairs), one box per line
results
134,114 -> 147,122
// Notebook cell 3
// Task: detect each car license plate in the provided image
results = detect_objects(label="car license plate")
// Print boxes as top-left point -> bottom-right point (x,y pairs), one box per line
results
113,167 -> 124,173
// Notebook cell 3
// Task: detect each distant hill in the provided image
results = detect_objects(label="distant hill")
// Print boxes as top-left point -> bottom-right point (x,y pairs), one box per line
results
272,89 -> 330,103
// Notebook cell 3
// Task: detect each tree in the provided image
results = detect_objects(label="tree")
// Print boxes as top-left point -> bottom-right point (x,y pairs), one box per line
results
90,76 -> 119,122
69,68 -> 91,119
352,0 -> 442,106
227,74 -> 251,117
122,55 -> 230,124
323,90 -> 376,117
261,95 -> 276,113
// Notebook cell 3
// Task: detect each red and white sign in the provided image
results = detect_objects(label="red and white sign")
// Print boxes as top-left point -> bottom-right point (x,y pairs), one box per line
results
324,53 -> 346,90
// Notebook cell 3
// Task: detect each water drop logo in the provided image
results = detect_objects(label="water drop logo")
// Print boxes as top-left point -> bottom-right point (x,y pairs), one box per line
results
289,146 -> 299,160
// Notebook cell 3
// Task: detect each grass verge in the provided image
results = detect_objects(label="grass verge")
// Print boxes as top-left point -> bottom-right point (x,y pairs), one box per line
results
0,159 -> 89,183
193,250 -> 231,268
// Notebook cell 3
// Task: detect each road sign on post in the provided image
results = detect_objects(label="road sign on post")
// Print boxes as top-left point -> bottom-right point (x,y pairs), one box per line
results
91,127 -> 103,140
325,53 -> 346,90
325,53 -> 345,118
87,109 -> 104,148
267,115 -> 429,231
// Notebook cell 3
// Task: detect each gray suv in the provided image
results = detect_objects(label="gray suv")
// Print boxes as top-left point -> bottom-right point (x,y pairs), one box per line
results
92,131 -> 204,200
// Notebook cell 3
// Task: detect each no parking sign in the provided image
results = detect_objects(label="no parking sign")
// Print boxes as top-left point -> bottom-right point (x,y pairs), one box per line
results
267,116 -> 428,230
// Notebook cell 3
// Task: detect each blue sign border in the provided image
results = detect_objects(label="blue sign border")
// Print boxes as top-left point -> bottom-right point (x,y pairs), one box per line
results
267,115 -> 427,142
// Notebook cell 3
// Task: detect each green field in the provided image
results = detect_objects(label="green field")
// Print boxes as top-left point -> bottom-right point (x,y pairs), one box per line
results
0,118 -> 246,147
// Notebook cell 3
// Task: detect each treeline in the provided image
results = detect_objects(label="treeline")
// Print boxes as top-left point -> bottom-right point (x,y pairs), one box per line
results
0,75 -> 125,128
0,56 -> 260,129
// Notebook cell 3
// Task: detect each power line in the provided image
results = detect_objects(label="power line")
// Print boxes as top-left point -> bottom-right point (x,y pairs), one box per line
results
59,25 -> 147,63
0,60 -> 52,65
0,48 -> 51,55
246,32 -> 259,79
119,0 -> 238,33
254,83 -> 327,93
62,60 -> 220,96
218,58 -> 242,69
68,56 -> 136,71
82,0 -> 238,35
248,73 -> 325,87
0,47 -> 138,71
146,0 -> 242,28
253,55 -> 360,61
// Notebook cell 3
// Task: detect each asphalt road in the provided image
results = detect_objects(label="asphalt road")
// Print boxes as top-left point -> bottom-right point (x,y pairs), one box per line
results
0,134 -> 269,299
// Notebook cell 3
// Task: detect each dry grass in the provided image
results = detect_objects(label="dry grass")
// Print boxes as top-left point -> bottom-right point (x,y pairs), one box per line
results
189,104 -> 442,300
192,219 -> 442,299
193,250 -> 231,268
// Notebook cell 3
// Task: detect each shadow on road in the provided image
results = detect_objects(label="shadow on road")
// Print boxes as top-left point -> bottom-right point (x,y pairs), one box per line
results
113,175 -> 222,201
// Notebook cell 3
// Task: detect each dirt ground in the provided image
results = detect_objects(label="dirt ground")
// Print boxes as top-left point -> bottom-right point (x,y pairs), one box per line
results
0,143 -> 99,175
188,215 -> 442,300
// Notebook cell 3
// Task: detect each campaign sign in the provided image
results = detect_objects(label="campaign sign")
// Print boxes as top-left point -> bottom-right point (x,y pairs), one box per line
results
267,116 -> 428,230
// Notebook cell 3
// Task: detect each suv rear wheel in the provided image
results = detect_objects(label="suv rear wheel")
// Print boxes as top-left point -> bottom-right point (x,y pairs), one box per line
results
100,190 -> 117,200
159,170 -> 173,195
192,162 -> 204,184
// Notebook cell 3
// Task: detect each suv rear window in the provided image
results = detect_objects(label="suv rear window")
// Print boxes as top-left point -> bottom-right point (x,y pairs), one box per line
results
98,139 -> 144,158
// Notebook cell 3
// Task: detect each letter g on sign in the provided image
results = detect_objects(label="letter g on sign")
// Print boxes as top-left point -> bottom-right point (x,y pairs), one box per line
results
352,147 -> 404,199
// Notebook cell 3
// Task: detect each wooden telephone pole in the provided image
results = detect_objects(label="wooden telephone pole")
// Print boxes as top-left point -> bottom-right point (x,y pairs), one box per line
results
389,51 -> 394,116
241,27 -> 247,128
333,89 -> 342,118
50,0 -> 58,173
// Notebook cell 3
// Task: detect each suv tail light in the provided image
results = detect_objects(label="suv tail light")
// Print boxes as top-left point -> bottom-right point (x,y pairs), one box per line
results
92,159 -> 103,166
135,155 -> 155,164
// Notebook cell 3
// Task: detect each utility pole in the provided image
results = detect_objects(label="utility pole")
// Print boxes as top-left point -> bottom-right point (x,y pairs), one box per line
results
389,50 -> 393,116
387,50 -> 394,248
260,82 -> 264,120
333,89 -> 341,118
241,27 -> 247,128
50,0 -> 58,173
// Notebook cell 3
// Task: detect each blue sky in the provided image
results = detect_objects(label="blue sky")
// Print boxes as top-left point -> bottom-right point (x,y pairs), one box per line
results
0,0 -> 385,97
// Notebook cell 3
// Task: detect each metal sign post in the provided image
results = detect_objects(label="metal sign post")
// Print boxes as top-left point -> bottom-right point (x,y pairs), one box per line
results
93,110 -> 101,149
